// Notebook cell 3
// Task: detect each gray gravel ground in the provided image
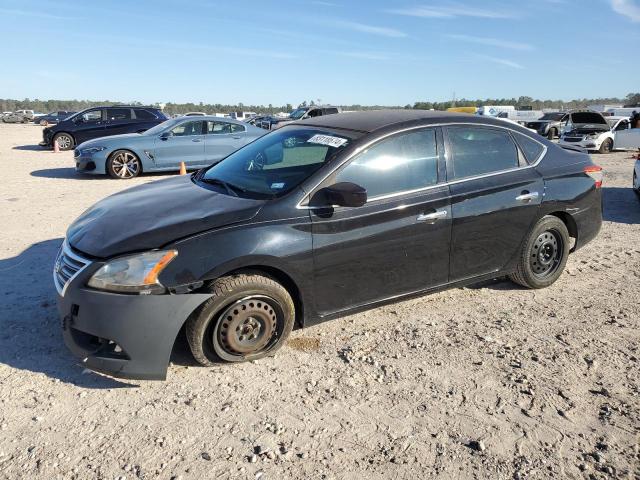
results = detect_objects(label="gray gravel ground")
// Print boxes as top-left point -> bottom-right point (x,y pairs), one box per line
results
0,123 -> 638,479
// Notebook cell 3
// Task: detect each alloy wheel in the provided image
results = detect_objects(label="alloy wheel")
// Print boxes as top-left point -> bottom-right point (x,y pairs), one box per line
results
530,229 -> 564,278
111,152 -> 141,178
55,134 -> 72,150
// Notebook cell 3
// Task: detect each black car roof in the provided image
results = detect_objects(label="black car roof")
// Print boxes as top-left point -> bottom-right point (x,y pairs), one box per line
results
294,109 -> 510,133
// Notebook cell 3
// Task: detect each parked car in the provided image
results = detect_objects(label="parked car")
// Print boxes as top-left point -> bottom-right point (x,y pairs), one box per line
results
34,111 -> 76,126
496,116 -> 538,134
614,124 -> 640,151
558,113 -> 629,154
2,109 -> 34,123
266,106 -> 341,130
55,110 -> 603,380
74,116 -> 266,179
525,112 -> 570,139
39,105 -> 168,151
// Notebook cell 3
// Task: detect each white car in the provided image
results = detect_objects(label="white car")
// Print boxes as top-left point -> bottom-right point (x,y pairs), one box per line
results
495,116 -> 538,134
558,112 -> 629,154
614,125 -> 640,151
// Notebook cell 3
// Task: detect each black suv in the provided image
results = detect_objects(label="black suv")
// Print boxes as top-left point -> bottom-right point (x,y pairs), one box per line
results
40,106 -> 168,150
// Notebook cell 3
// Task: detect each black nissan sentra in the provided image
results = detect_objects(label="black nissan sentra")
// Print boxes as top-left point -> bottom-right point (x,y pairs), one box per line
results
55,111 -> 603,380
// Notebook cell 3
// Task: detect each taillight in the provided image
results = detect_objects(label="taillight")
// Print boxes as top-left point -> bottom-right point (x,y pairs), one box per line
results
584,165 -> 603,188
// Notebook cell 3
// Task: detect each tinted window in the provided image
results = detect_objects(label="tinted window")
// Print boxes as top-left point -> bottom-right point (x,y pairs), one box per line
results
335,129 -> 438,199
231,123 -> 245,133
171,121 -> 204,136
514,133 -> 544,164
80,109 -> 102,123
448,127 -> 518,179
208,121 -> 234,134
323,108 -> 338,115
106,108 -> 132,121
134,108 -> 155,120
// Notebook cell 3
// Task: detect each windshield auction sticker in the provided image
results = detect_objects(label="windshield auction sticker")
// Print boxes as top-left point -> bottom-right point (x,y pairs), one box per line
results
307,134 -> 348,148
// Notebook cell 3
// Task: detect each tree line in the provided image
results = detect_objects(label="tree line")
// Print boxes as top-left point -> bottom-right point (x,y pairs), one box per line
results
1,93 -> 638,115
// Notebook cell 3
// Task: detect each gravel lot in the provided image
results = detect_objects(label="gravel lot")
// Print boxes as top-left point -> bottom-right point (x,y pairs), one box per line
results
0,122 -> 638,480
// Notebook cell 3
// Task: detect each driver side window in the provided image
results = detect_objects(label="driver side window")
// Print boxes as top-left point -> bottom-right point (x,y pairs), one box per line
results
81,110 -> 102,123
171,121 -> 204,136
334,128 -> 439,199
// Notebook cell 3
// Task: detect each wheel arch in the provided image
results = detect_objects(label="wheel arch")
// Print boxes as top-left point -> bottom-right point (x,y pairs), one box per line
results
547,211 -> 578,251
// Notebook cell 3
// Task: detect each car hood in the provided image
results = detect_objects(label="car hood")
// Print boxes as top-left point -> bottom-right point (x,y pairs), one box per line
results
67,175 -> 265,258
78,133 -> 145,149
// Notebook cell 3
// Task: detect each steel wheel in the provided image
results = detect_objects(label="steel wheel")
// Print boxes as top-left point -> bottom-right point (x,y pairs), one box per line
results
530,229 -> 564,278
109,151 -> 141,179
213,295 -> 283,361
54,133 -> 73,150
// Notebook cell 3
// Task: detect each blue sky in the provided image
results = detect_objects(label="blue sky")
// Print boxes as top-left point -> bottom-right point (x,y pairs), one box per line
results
1,0 -> 639,106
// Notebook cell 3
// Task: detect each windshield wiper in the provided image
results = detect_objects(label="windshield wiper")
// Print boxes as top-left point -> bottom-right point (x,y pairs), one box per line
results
199,177 -> 246,197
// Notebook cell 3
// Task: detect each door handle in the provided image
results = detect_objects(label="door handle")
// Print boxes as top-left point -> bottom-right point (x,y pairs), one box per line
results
417,210 -> 448,223
515,191 -> 540,203
232,136 -> 241,139
191,138 -> 202,142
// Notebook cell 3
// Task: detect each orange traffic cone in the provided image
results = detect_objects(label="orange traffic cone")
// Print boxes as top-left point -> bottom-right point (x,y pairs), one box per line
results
179,161 -> 187,175
53,139 -> 60,153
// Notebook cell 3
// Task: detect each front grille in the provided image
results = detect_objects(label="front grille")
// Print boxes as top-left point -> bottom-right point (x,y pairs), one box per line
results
54,241 -> 90,295
563,137 -> 583,143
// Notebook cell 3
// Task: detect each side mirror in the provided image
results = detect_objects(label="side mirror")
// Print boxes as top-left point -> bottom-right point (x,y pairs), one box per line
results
313,182 -> 367,208
160,131 -> 171,140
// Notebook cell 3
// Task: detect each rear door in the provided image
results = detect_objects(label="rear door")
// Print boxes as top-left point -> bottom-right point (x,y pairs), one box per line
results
310,127 -> 451,317
204,121 -> 248,165
153,119 -> 206,167
444,125 -> 544,281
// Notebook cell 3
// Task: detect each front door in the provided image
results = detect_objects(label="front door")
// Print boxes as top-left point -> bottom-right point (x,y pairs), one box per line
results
154,120 -> 206,167
73,108 -> 105,144
310,127 -> 451,317
204,121 -> 247,166
444,125 -> 544,281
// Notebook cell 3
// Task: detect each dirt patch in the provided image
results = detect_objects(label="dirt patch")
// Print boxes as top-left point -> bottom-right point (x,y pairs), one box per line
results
287,337 -> 321,352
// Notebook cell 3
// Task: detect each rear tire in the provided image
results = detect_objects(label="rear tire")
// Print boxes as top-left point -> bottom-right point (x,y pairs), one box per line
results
186,273 -> 295,366
598,138 -> 613,154
547,128 -> 557,140
509,216 -> 570,289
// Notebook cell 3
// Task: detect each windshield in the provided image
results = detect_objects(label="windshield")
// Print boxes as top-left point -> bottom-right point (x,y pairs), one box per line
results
540,113 -> 565,121
288,108 -> 308,120
199,126 -> 358,199
144,118 -> 181,135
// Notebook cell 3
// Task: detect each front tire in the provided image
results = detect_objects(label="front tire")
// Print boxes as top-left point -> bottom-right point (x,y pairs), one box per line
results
547,128 -> 557,140
53,132 -> 74,150
598,138 -> 613,154
186,273 -> 295,366
509,216 -> 570,289
107,150 -> 142,179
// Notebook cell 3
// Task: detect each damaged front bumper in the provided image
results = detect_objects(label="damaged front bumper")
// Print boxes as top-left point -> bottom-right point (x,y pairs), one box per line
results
55,245 -> 212,380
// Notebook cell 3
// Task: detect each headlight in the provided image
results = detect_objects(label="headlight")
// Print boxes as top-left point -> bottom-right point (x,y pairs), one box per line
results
87,250 -> 177,294
584,133 -> 598,139
80,146 -> 107,155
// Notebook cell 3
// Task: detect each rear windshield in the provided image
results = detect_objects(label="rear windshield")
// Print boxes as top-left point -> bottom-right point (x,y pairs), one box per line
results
198,126 -> 360,199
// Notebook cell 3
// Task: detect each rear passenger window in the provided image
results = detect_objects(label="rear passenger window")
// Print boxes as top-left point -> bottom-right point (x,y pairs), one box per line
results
134,109 -> 155,120
230,124 -> 245,133
106,108 -> 132,121
447,127 -> 518,179
514,133 -> 544,164
335,128 -> 438,199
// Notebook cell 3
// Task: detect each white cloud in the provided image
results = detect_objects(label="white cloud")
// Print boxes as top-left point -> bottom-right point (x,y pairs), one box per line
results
332,20 -> 408,37
447,34 -> 534,51
610,0 -> 640,22
476,55 -> 524,69
386,3 -> 516,19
